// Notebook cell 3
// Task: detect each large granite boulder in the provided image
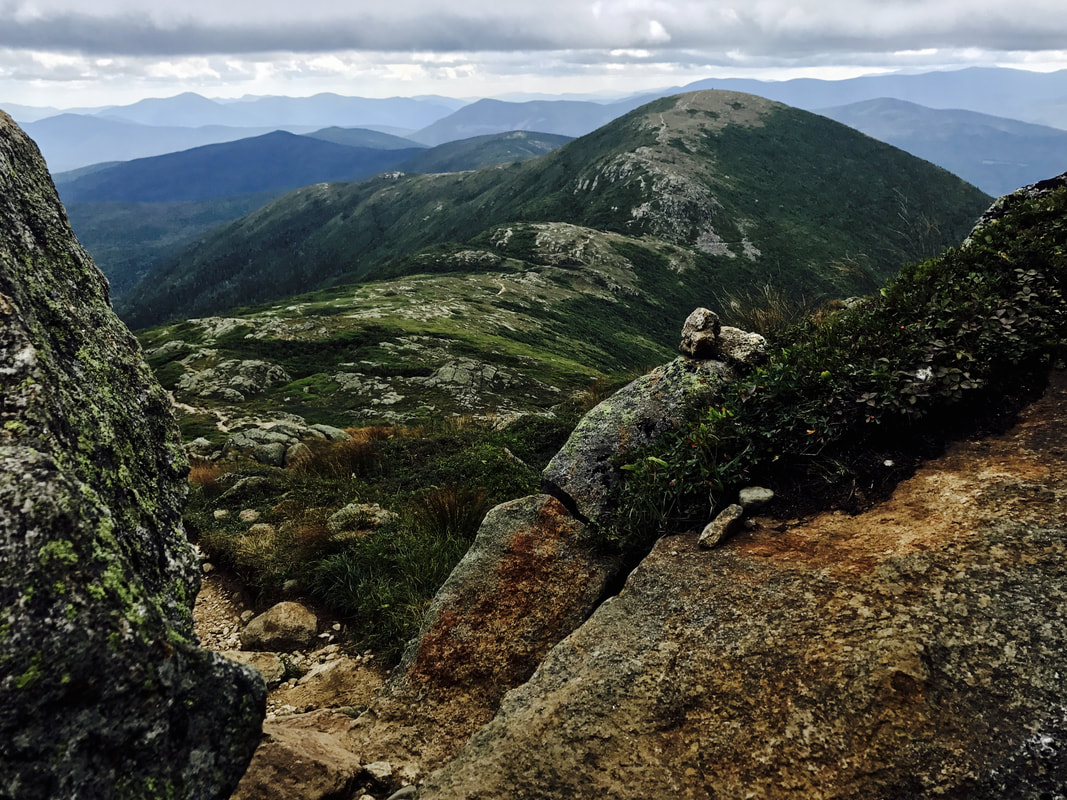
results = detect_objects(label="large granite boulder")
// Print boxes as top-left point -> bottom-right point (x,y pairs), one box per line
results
395,495 -> 616,704
419,372 -> 1067,798
543,356 -> 733,525
350,495 -> 619,771
0,111 -> 264,799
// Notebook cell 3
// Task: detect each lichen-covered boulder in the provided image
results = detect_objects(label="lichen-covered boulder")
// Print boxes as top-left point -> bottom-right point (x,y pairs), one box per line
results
543,357 -> 733,525
0,110 -> 264,799
420,375 -> 1067,798
348,494 -> 620,772
395,495 -> 617,704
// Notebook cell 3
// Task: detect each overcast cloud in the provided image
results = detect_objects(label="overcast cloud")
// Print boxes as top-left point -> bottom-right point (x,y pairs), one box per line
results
1,0 -> 1065,106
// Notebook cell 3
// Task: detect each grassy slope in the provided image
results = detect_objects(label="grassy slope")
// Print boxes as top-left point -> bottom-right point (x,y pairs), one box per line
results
118,91 -> 990,329
137,222 -> 694,435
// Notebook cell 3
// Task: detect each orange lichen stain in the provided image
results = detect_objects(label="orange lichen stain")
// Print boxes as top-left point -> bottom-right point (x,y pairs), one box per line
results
406,497 -> 602,702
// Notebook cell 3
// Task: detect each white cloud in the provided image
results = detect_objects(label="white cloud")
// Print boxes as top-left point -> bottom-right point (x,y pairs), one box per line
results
0,1 -> 1063,106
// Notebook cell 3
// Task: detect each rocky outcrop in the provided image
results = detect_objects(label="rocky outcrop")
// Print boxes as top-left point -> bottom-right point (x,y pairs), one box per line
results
966,170 -> 1067,241
543,356 -> 733,524
342,495 -> 619,770
419,370 -> 1067,799
176,358 -> 291,402
0,111 -> 264,799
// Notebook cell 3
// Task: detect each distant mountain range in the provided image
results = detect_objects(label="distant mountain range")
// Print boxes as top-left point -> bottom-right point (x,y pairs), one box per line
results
8,67 -> 1066,174
59,129 -> 573,297
817,98 -> 1067,197
397,131 -> 572,173
409,97 -> 655,145
116,90 -> 991,329
20,114 -> 321,173
56,130 -> 423,203
94,91 -> 464,129
675,67 -> 1067,130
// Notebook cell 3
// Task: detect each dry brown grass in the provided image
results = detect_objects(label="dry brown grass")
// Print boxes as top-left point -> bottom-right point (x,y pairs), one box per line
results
411,484 -> 490,539
188,459 -> 229,487
291,437 -> 380,479
716,283 -> 819,342
345,425 -> 396,444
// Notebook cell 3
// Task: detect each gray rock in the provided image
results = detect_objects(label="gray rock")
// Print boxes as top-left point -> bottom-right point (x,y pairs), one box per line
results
678,307 -> 721,358
327,502 -> 397,535
737,486 -> 775,511
178,358 -> 290,400
678,308 -> 766,367
386,496 -> 619,731
147,339 -> 192,360
419,419 -> 1067,799
253,441 -> 288,467
310,423 -> 352,442
543,357 -> 733,525
698,503 -> 744,548
285,441 -> 313,468
221,650 -> 287,688
217,475 -> 275,505
232,715 -> 364,800
0,110 -> 263,799
717,325 -> 767,367
241,602 -> 319,652
187,436 -> 217,457
365,760 -> 395,782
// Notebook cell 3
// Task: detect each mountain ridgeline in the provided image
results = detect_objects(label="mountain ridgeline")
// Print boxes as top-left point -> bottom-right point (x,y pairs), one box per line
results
119,91 -> 991,330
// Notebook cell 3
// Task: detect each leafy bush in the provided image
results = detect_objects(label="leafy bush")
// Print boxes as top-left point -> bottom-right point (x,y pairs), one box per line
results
613,185 -> 1067,550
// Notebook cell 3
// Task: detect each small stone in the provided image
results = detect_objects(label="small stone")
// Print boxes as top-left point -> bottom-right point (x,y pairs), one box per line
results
240,601 -> 319,652
240,610 -> 254,623
386,787 -> 418,800
239,509 -> 260,523
202,562 -> 215,574
365,760 -> 394,783
737,486 -> 775,511
698,504 -> 745,549
717,326 -> 768,367
220,651 -> 287,688
332,623 -> 341,632
213,509 -> 230,520
679,307 -> 721,359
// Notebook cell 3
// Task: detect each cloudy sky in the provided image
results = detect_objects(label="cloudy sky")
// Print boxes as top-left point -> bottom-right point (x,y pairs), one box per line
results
2,0 -> 1065,107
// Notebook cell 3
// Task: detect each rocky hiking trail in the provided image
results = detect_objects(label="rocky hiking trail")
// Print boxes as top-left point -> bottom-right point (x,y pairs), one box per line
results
190,370 -> 1067,799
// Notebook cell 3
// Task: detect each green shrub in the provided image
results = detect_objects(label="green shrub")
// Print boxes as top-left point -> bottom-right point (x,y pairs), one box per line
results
613,185 -> 1067,551
306,516 -> 476,661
